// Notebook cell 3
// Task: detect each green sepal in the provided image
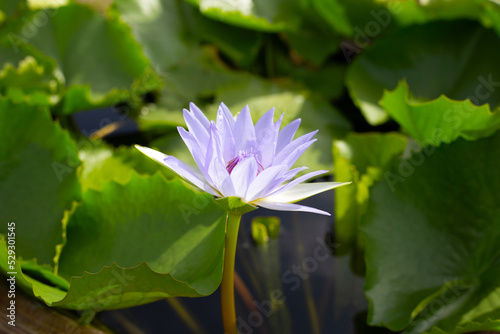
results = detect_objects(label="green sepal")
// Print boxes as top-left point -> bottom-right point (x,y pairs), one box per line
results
215,196 -> 257,215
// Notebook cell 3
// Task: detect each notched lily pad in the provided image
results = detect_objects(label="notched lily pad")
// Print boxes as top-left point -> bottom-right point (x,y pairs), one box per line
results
1,173 -> 227,311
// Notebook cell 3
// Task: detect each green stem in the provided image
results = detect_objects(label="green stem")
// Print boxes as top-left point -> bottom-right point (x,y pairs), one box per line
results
221,212 -> 242,334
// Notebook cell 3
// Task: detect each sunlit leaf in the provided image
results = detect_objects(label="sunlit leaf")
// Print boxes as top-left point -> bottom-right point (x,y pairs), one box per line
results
333,132 -> 406,244
78,140 -> 173,191
183,0 -> 291,32
381,81 -> 500,146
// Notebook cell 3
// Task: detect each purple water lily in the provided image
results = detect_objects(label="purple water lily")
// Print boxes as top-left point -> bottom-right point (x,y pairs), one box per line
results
136,102 -> 350,215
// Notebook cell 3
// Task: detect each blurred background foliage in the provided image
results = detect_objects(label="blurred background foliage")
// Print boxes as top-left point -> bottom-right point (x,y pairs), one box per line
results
1,0 -> 500,333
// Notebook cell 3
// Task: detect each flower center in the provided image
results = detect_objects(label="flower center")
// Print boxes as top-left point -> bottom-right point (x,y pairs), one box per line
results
226,151 -> 264,175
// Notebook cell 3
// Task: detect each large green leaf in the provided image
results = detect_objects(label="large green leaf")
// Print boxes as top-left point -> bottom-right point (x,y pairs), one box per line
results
116,0 -> 195,70
332,132 -> 407,268
183,5 -> 263,67
0,97 -> 81,266
1,174 -> 226,310
346,20 -> 500,125
381,81 -> 500,146
1,4 -> 152,113
362,131 -> 500,333
56,173 -> 226,309
117,0 -> 262,69
116,0 -> 253,127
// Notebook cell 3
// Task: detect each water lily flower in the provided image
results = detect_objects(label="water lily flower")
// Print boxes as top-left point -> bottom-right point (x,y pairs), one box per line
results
136,102 -> 350,334
135,102 -> 350,215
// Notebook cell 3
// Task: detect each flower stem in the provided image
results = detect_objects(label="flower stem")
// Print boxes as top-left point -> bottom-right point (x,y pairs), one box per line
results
221,212 -> 242,334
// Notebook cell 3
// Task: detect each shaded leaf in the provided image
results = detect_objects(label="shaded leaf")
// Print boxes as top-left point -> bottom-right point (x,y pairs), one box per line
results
346,20 -> 500,125
0,97 -> 81,266
362,131 -> 500,332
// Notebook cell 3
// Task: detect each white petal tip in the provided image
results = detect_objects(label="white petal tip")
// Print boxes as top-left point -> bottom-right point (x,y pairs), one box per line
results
134,145 -> 168,164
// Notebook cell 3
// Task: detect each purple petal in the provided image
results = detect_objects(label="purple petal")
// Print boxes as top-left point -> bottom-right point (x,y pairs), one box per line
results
163,156 -> 219,196
255,200 -> 331,216
205,123 -> 233,193
183,108 -> 209,147
219,102 -> 235,128
178,127 -> 215,185
230,156 -> 258,197
276,119 -> 301,154
246,164 -> 289,202
216,106 -> 236,162
256,112 -> 284,168
219,175 -> 237,197
274,130 -> 318,165
254,107 -> 274,138
189,102 -> 210,131
177,127 -> 206,168
281,139 -> 317,169
233,105 -> 256,152
134,145 -> 218,196
268,169 -> 329,197
281,167 -> 308,181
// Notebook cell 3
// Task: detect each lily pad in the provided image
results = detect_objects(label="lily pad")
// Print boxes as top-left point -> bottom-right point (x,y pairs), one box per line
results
56,173 -> 226,309
1,3 -> 152,113
381,81 -> 500,146
346,20 -> 500,125
362,131 -> 500,333
0,97 -> 81,266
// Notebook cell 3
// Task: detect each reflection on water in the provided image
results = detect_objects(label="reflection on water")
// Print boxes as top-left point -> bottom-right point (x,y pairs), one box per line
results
100,190 -> 392,333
